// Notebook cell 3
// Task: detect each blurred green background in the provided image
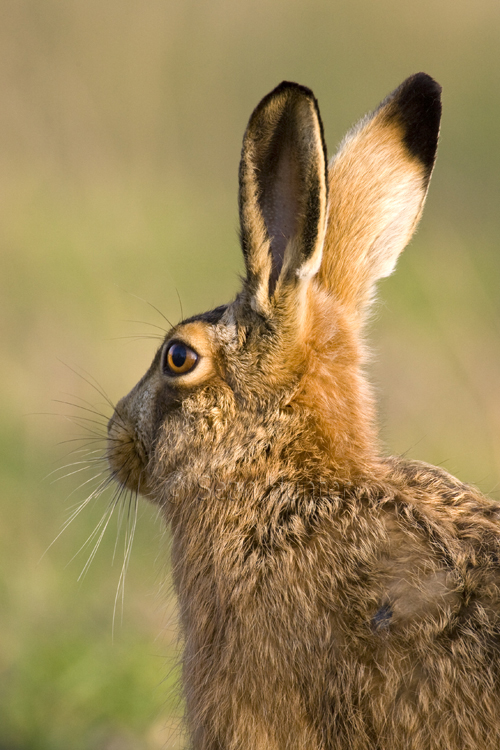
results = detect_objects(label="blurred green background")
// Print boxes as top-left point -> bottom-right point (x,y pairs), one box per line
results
1,1 -> 500,747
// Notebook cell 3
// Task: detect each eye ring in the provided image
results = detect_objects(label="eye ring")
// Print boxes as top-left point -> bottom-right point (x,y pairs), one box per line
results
162,341 -> 199,376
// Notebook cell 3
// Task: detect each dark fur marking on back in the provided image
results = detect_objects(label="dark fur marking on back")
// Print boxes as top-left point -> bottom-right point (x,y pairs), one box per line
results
371,603 -> 392,632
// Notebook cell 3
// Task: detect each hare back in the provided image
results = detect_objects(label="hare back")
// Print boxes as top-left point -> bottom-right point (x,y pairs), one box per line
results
169,458 -> 500,750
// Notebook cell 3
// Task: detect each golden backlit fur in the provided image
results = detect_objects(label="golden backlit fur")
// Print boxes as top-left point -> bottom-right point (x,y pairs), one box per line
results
107,75 -> 500,748
322,118 -> 428,316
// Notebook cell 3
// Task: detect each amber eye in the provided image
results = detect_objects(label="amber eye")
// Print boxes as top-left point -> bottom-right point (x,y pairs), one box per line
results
162,341 -> 199,375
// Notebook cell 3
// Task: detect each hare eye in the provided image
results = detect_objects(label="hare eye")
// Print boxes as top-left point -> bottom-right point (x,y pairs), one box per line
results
163,341 -> 199,376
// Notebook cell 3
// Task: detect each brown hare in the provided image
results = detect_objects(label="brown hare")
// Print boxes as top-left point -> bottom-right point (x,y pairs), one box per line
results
108,74 -> 500,749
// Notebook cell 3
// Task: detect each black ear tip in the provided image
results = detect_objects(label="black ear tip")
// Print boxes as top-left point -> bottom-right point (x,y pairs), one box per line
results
400,72 -> 442,98
387,73 -> 442,177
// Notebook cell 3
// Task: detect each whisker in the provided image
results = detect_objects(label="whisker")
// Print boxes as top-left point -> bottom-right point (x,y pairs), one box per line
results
113,486 -> 139,637
57,436 -> 107,447
40,475 -> 112,562
64,468 -> 110,502
123,290 -> 174,329
45,458 -> 100,481
62,421 -> 109,441
126,319 -> 169,333
112,487 -> 127,566
53,446 -> 106,465
49,462 -> 107,484
77,503 -> 118,581
175,288 -> 184,321
72,484 -> 128,577
111,334 -> 164,343
57,360 -> 117,415
57,393 -> 112,416
53,414 -> 107,438
53,398 -> 113,425
52,441 -> 106,470
62,416 -> 110,431
57,411 -> 109,438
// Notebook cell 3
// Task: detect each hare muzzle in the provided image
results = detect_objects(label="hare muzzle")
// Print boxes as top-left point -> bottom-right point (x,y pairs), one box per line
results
107,370 -> 162,497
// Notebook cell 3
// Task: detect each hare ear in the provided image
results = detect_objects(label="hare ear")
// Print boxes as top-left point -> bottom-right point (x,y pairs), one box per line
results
319,73 -> 442,320
238,81 -> 328,314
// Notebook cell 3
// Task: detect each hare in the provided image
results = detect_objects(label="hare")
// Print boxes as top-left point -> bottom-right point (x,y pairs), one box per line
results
107,74 -> 500,749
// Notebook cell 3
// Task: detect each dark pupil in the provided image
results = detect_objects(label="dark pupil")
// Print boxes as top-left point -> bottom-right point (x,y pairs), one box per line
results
171,344 -> 187,369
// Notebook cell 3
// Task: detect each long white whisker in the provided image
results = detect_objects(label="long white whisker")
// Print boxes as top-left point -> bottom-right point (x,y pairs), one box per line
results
113,488 -> 139,638
64,468 -> 110,501
76,493 -> 122,579
112,486 -> 128,566
46,460 -> 106,484
57,436 -> 107,447
39,475 -> 112,562
44,453 -> 103,481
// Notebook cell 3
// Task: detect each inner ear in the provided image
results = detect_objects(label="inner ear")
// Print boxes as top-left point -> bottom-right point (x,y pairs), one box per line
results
257,120 -> 303,293
239,82 -> 328,311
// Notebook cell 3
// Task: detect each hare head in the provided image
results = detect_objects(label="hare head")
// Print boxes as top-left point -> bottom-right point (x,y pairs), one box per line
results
107,73 -> 441,507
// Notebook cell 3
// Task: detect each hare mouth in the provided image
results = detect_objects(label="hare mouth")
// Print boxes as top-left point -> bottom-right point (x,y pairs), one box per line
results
107,415 -> 152,496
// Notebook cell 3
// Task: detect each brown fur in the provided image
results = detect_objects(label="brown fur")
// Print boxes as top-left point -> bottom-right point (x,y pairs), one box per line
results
107,75 -> 500,748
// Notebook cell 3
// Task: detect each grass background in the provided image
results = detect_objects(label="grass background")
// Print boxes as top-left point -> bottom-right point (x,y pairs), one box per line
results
2,1 -> 500,747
